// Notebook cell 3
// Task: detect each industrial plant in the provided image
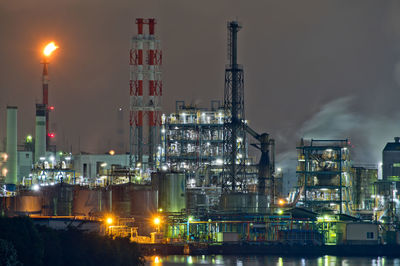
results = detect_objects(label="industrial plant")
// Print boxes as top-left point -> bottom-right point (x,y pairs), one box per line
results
1,18 -> 400,253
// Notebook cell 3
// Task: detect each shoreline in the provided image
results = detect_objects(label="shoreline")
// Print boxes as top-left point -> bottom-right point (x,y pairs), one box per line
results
138,243 -> 400,257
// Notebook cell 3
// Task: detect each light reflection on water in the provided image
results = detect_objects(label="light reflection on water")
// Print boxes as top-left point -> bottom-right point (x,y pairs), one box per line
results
145,255 -> 400,266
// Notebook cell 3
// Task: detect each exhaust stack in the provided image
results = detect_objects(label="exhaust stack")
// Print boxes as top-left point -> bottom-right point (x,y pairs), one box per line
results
35,104 -> 46,162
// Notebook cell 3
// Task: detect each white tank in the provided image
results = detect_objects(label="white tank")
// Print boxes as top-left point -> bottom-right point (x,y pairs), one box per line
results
6,106 -> 18,190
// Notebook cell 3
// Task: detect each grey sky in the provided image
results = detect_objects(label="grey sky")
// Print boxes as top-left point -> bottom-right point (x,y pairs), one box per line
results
1,1 -> 400,170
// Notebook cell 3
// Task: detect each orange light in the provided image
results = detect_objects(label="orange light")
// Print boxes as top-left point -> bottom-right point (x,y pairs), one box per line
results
154,217 -> 160,225
43,42 -> 58,57
106,217 -> 113,225
278,199 -> 285,206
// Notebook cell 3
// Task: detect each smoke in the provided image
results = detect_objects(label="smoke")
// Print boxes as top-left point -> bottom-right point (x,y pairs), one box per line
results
277,95 -> 400,193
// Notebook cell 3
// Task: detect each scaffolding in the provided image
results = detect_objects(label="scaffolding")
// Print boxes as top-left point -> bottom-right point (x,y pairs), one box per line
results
296,139 -> 352,214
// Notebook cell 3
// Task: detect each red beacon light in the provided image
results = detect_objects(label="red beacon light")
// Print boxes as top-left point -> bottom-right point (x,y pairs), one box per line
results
48,133 -> 55,138
49,106 -> 55,111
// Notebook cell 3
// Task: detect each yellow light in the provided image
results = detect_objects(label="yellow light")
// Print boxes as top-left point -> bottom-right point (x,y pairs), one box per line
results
158,208 -> 163,212
43,42 -> 58,57
109,150 -> 115,156
277,209 -> 283,215
154,217 -> 160,225
106,217 -> 113,225
154,256 -> 160,263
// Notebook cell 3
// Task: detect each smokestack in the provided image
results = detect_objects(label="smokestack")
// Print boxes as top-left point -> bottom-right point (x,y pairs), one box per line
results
35,104 -> 46,162
6,106 -> 17,191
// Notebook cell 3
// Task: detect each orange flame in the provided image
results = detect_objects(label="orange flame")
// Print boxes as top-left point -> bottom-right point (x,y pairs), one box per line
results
43,42 -> 58,57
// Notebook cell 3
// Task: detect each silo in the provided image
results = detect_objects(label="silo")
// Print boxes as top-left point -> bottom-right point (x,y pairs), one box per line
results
6,106 -> 18,191
152,172 -> 186,213
34,104 -> 46,162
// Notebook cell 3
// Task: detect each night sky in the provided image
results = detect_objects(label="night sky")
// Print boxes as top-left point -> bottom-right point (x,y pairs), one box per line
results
2,1 -> 400,181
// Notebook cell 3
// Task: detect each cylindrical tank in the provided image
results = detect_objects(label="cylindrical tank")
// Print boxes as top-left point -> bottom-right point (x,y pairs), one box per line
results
152,172 -> 186,213
34,104 -> 46,162
6,106 -> 18,191
130,189 -> 157,216
111,184 -> 157,217
42,184 -> 73,216
14,191 -> 42,214
220,192 -> 261,213
72,187 -> 103,216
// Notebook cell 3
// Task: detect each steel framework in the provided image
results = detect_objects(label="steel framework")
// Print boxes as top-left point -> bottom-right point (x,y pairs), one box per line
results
222,21 -> 247,192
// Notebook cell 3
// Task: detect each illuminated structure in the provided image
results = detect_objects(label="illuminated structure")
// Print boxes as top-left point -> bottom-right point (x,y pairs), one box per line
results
296,139 -> 352,214
161,101 -> 225,181
41,42 -> 58,149
129,18 -> 162,170
351,165 -> 377,211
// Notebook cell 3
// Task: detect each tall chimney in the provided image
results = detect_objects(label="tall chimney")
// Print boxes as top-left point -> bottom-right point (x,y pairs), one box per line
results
6,106 -> 18,191
35,104 -> 46,162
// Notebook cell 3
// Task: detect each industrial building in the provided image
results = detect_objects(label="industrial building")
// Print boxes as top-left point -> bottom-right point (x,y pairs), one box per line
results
295,139 -> 352,214
2,17 -> 400,249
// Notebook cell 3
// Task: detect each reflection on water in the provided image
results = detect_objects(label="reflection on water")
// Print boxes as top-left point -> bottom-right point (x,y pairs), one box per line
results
145,255 -> 400,266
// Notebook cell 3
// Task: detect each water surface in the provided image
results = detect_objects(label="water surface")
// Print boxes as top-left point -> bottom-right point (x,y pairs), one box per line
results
145,255 -> 400,265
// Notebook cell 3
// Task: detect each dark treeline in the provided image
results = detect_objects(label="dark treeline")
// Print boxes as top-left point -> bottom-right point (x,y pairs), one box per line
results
0,217 -> 144,266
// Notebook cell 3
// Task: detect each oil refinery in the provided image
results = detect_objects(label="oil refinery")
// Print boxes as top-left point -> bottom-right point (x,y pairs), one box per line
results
1,18 -> 400,255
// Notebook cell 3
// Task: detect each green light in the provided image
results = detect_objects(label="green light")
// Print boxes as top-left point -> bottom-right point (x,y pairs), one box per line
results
188,216 -> 193,222
277,209 -> 283,215
58,151 -> 63,156
26,135 -> 33,143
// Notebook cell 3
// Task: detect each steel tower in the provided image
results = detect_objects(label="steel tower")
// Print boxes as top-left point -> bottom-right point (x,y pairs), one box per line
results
129,18 -> 162,170
222,21 -> 247,192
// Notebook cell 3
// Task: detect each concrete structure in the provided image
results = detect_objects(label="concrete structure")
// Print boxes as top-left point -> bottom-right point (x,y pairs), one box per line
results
73,154 -> 131,182
17,151 -> 33,185
336,222 -> 379,245
6,106 -> 18,191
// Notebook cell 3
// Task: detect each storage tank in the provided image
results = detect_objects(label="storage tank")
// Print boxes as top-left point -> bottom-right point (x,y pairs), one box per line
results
6,106 -> 18,191
111,184 -> 157,217
72,187 -> 103,216
152,172 -> 186,213
42,184 -> 74,216
15,191 -> 42,214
